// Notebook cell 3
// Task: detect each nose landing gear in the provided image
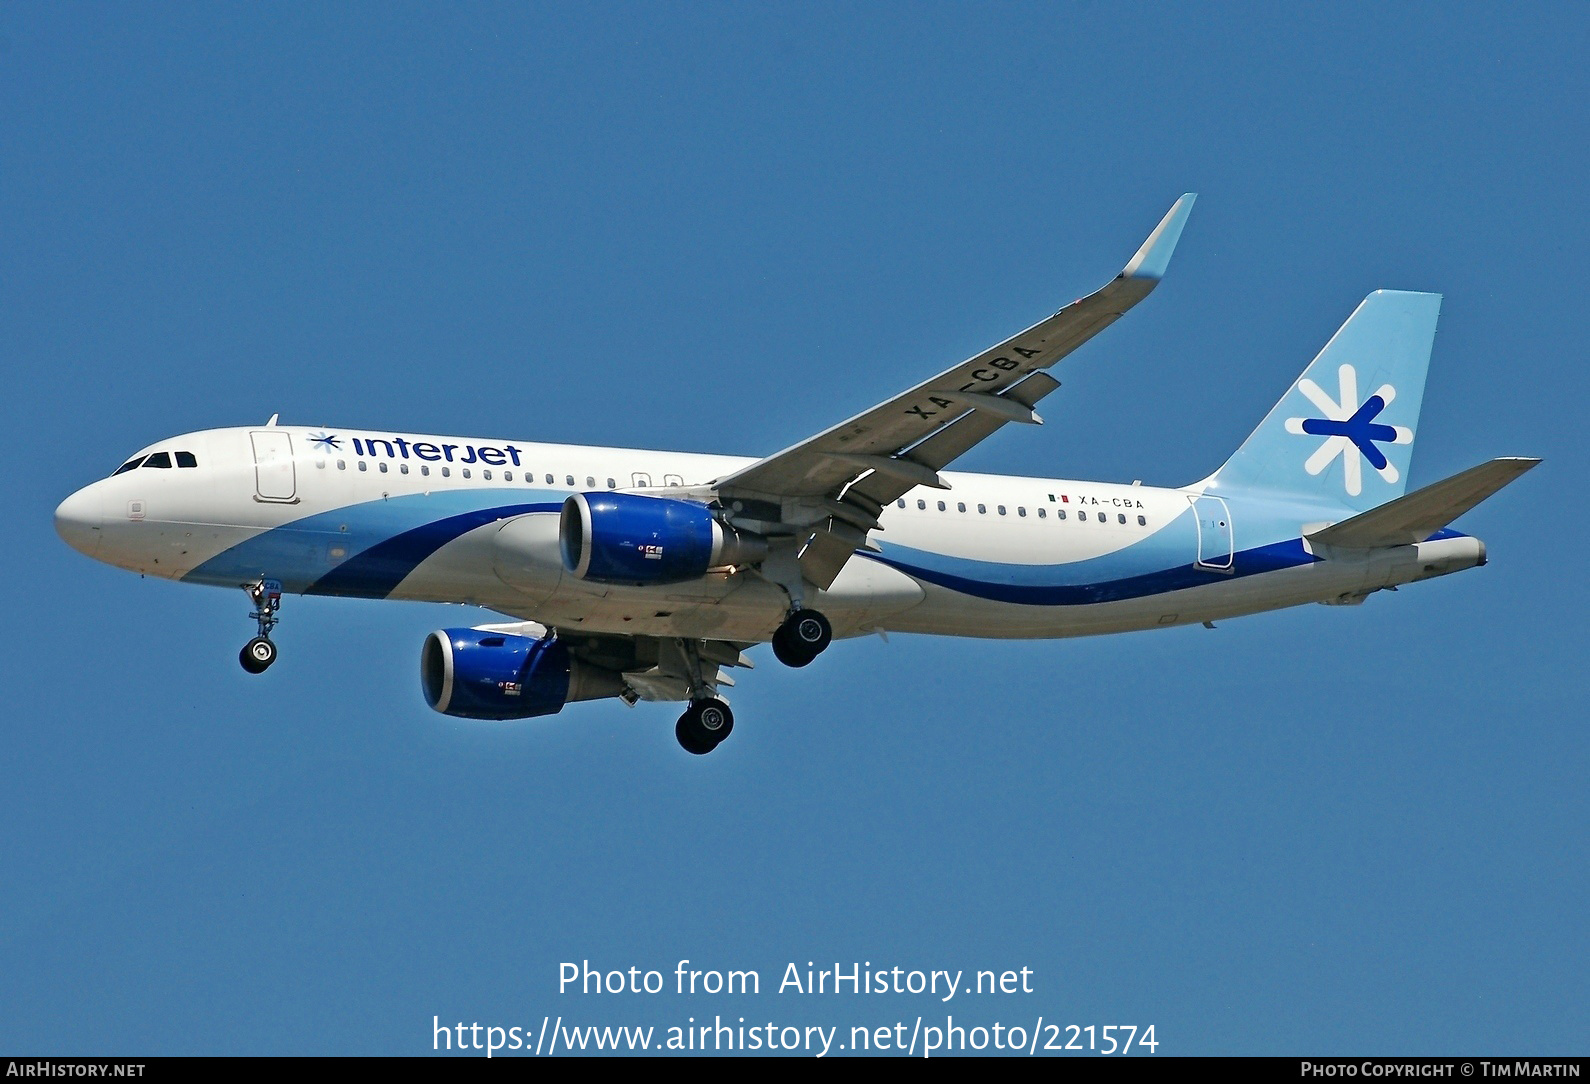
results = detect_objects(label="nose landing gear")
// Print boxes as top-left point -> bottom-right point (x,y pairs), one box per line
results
771,609 -> 832,668
239,579 -> 281,674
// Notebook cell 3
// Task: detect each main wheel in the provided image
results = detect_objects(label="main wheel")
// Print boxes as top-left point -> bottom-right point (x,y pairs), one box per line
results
771,609 -> 831,667
696,699 -> 733,742
240,636 -> 277,674
675,715 -> 714,755
675,699 -> 734,754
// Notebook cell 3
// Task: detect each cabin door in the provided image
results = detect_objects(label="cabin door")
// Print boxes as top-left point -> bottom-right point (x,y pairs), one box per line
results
251,431 -> 298,502
1189,494 -> 1233,571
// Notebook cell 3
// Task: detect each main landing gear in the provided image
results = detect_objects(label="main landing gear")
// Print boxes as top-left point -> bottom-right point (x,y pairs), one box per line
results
771,609 -> 832,668
670,637 -> 735,755
239,579 -> 281,674
675,698 -> 734,756
672,608 -> 831,754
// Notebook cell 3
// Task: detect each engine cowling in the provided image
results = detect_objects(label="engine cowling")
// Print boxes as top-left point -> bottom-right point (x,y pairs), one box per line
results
559,492 -> 767,586
420,628 -> 625,720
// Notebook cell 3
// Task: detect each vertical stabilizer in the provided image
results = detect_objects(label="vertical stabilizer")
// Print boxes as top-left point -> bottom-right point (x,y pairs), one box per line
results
1206,290 -> 1441,513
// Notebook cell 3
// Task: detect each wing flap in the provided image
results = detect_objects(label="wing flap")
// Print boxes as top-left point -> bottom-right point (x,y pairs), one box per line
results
847,372 -> 1062,508
797,527 -> 861,590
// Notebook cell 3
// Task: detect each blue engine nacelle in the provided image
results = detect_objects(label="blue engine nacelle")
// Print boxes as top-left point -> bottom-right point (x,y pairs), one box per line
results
559,492 -> 767,586
420,629 -> 625,720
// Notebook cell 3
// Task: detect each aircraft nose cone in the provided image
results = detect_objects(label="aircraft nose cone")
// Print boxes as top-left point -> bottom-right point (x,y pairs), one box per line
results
55,486 -> 104,557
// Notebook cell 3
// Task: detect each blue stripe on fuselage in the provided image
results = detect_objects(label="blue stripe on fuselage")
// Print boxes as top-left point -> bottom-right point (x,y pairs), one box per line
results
865,537 -> 1319,606
183,491 -> 562,596
866,525 -> 1472,607
307,502 -> 559,597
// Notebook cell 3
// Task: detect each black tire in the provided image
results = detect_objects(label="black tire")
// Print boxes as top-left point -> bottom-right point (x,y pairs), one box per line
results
770,624 -> 803,667
240,636 -> 276,674
676,699 -> 734,754
675,711 -> 715,755
771,610 -> 831,668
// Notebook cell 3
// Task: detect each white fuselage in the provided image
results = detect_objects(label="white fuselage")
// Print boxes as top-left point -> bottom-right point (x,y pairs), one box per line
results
54,425 -> 1485,645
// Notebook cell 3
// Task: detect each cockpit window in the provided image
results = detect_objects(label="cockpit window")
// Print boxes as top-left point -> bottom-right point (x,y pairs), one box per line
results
111,456 -> 145,476
175,451 -> 197,468
143,452 -> 173,468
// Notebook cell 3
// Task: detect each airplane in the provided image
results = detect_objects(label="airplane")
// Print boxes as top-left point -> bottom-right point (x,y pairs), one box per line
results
53,194 -> 1539,754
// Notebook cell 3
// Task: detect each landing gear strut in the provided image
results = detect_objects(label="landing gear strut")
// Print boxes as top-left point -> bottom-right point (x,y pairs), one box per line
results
771,609 -> 831,668
667,637 -> 734,754
239,579 -> 281,674
675,698 -> 735,755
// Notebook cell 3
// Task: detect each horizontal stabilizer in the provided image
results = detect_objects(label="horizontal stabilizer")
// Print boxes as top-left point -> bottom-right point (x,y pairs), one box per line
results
1306,457 -> 1540,549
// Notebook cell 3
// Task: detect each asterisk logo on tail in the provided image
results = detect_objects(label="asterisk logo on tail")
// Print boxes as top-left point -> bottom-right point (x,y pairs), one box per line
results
1284,363 -> 1413,496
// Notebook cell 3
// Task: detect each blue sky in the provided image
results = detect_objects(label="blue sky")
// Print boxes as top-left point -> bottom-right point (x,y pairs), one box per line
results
3,3 -> 1585,1055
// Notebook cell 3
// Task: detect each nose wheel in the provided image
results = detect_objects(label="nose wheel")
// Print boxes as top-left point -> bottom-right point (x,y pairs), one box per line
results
771,609 -> 831,667
239,579 -> 282,674
240,636 -> 277,674
676,698 -> 734,755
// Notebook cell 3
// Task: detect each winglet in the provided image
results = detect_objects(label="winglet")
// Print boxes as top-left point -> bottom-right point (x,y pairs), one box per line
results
1121,193 -> 1197,281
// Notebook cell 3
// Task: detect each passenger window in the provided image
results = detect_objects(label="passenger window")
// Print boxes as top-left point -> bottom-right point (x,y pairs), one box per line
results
546,474 -> 554,484
1097,512 -> 1106,522
997,505 -> 1006,516
503,470 -> 513,481
1058,509 -> 1067,520
175,451 -> 197,468
357,461 -> 368,472
112,456 -> 145,476
1038,508 -> 1046,519
586,476 -> 595,487
957,502 -> 966,513
1118,513 -> 1126,524
337,460 -> 346,470
482,469 -> 492,480
315,460 -> 325,469
566,475 -> 575,486
421,465 -> 430,476
898,499 -> 906,509
441,467 -> 450,478
937,501 -> 946,511
1018,507 -> 1027,517
143,452 -> 172,469
978,504 -> 986,514
379,462 -> 389,473
462,468 -> 472,479
917,499 -> 926,510
664,474 -> 685,487
607,478 -> 616,489
400,463 -> 410,475
1137,515 -> 1147,526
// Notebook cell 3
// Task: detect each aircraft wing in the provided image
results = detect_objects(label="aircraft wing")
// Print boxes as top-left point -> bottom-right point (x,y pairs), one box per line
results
713,193 -> 1196,586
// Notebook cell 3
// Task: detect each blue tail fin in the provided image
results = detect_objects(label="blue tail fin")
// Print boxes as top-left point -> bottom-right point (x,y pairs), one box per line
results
1206,290 -> 1442,513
